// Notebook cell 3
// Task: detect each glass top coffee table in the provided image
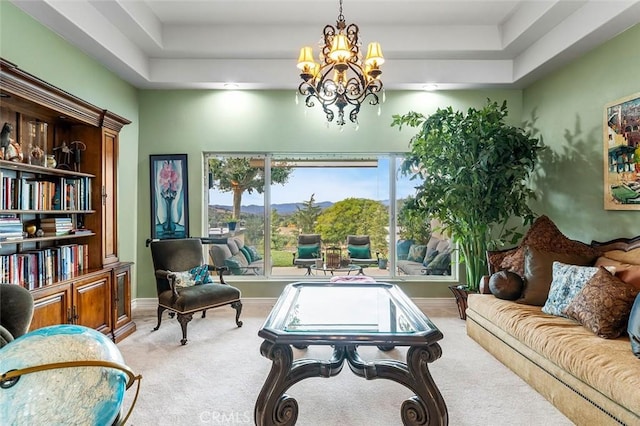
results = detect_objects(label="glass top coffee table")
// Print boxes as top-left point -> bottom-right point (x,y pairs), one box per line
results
254,281 -> 448,425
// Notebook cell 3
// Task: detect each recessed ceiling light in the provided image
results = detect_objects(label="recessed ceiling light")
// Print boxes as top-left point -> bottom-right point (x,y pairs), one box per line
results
422,84 -> 438,91
223,83 -> 239,90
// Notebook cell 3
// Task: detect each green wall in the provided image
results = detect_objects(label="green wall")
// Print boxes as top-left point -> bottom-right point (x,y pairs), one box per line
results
0,3 -> 140,294
523,23 -> 640,243
3,1 -> 638,300
136,89 -> 523,298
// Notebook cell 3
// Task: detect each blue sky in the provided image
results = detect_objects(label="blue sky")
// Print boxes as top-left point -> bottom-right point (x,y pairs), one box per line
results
209,158 -> 419,206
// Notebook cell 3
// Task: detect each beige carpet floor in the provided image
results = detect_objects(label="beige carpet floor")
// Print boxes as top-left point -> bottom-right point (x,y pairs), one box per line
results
117,300 -> 573,426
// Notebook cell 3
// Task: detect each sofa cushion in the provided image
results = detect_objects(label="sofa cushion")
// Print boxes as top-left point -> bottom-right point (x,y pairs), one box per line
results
518,246 -> 595,306
422,250 -> 439,267
565,267 -> 640,339
226,238 -> 241,255
424,250 -> 451,273
467,294 -> 640,418
407,244 -> 427,262
501,215 -> 600,277
629,294 -> 640,358
397,239 -> 414,260
542,262 -> 599,317
489,270 -> 523,300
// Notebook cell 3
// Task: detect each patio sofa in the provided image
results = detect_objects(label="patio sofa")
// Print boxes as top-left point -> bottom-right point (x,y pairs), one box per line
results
208,237 -> 264,275
397,235 -> 452,275
466,216 -> 640,425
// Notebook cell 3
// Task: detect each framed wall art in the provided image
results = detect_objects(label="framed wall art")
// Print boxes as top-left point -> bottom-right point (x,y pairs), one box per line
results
150,154 -> 189,239
603,92 -> 640,210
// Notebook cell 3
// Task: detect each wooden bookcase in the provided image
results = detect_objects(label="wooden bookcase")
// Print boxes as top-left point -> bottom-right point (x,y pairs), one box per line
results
0,58 -> 135,342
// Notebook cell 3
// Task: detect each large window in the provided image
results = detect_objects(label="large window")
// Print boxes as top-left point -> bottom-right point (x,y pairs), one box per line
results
205,154 -> 456,281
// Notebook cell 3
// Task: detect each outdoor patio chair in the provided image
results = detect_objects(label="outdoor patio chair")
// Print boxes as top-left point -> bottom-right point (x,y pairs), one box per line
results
346,235 -> 380,268
292,234 -> 322,268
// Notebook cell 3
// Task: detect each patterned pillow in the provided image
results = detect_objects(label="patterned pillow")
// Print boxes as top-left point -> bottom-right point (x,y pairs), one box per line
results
424,250 -> 451,273
422,250 -> 439,267
407,245 -> 428,263
246,245 -> 262,261
171,265 -> 212,288
541,262 -> 599,317
224,257 -> 243,275
565,267 -> 640,338
500,215 -> 600,277
594,256 -> 640,290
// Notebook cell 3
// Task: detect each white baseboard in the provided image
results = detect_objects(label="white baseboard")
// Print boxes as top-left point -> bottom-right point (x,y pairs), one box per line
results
132,297 -> 454,316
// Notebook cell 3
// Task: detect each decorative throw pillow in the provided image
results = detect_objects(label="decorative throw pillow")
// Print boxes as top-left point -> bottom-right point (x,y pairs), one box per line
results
239,246 -> 253,263
541,262 -> 599,317
517,246 -> 595,306
407,244 -> 428,263
297,243 -> 320,259
397,239 -> 414,260
348,244 -> 371,259
171,265 -> 212,288
565,267 -> 640,338
489,270 -> 523,300
246,245 -> 262,261
424,251 -> 451,273
422,250 -> 439,267
500,215 -> 600,277
224,257 -> 243,275
628,294 -> 640,358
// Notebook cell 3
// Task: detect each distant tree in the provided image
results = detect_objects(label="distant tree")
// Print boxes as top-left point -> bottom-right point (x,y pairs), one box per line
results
208,158 -> 292,219
292,194 -> 322,234
316,198 -> 388,249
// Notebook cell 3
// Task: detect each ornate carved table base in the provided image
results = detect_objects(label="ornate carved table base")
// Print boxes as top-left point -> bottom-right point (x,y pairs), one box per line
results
254,341 -> 448,426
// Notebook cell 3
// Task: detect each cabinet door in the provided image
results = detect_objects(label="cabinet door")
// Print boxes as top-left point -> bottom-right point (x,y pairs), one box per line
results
112,263 -> 136,342
30,284 -> 73,331
74,272 -> 112,335
102,128 -> 119,265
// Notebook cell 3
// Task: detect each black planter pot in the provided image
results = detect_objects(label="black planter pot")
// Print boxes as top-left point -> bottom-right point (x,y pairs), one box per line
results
448,285 -> 476,320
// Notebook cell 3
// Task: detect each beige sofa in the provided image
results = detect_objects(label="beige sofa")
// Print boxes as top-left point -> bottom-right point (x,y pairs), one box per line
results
466,222 -> 640,425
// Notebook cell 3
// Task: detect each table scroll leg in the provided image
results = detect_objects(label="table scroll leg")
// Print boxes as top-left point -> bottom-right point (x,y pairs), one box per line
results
255,341 -> 347,426
345,344 -> 448,426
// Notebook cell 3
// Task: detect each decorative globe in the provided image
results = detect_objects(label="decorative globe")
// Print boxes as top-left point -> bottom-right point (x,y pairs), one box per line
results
0,325 -> 129,425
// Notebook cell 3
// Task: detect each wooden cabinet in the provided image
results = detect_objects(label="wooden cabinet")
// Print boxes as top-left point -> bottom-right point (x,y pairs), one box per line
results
0,57 -> 135,341
112,262 -> 135,342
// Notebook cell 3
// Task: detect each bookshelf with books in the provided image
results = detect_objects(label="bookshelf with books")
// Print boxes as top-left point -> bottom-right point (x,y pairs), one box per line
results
0,58 -> 135,342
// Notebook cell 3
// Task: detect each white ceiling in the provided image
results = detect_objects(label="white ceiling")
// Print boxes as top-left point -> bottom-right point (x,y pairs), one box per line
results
10,0 -> 640,90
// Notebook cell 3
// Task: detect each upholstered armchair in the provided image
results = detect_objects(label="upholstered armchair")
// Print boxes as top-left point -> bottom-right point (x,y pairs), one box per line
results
0,284 -> 34,348
150,238 -> 243,345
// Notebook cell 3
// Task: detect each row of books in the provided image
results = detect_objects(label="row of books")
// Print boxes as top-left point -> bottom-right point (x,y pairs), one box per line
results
0,174 -> 92,211
0,214 -> 24,241
0,243 -> 89,290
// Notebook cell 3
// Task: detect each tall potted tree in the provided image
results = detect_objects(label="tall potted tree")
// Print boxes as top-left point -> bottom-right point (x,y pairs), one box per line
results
392,100 -> 543,317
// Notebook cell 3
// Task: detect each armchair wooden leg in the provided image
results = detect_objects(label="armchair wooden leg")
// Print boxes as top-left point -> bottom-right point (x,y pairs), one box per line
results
176,312 -> 194,345
153,306 -> 168,331
231,300 -> 243,327
201,310 -> 207,318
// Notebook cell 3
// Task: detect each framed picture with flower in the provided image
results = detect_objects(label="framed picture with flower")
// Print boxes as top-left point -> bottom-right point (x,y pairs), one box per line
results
150,154 -> 189,239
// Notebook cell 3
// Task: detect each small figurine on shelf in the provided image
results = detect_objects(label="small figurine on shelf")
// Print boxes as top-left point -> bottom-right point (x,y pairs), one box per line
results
53,141 -> 73,169
0,122 -> 23,162
70,140 -> 86,172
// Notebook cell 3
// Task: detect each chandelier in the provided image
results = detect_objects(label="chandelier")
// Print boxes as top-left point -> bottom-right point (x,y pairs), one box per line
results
296,0 -> 384,126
